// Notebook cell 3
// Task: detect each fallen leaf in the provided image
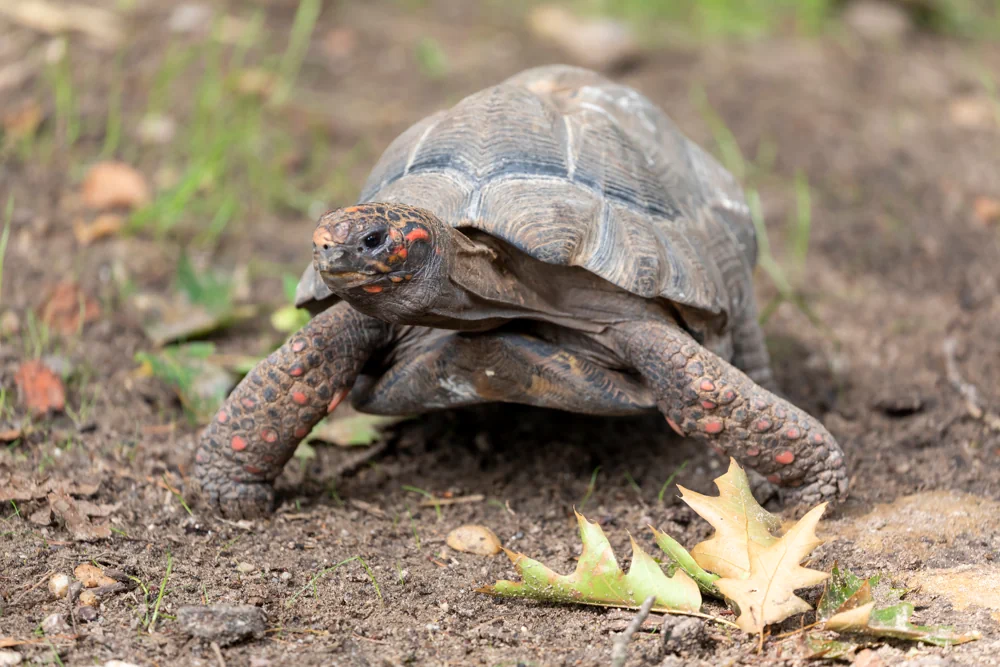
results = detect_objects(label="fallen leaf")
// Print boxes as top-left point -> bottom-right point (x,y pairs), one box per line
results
447,525 -> 502,556
479,510 -> 702,613
715,504 -> 829,633
801,634 -> 859,660
0,426 -> 23,442
679,458 -> 781,580
973,196 -> 1000,226
47,490 -> 112,541
0,1 -> 124,49
36,281 -> 100,335
0,473 -> 99,502
233,68 -> 276,98
526,4 -> 640,72
81,161 -> 150,210
322,27 -> 357,61
819,564 -> 981,646
949,96 -> 996,129
649,525 -> 721,596
134,343 -> 237,424
309,406 -> 408,447
73,213 -> 123,245
2,98 -> 44,140
14,359 -> 66,415
74,563 -> 117,588
29,505 -> 52,526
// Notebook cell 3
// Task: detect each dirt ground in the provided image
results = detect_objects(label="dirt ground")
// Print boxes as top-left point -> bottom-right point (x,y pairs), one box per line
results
2,1 -> 1000,665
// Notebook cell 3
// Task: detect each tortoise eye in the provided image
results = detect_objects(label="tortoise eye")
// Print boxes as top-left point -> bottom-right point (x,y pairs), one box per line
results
362,231 -> 384,250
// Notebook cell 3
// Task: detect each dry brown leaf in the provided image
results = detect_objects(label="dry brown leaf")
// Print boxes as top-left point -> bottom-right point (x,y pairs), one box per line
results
973,196 -> 1000,226
715,504 -> 829,633
73,213 -> 123,245
0,427 -> 23,442
14,359 -> 66,415
2,99 -> 44,140
37,280 -> 100,335
0,1 -> 124,49
447,525 -> 502,556
679,458 -> 781,580
526,4 -> 640,72
47,490 -> 112,541
74,563 -> 117,588
29,505 -> 52,526
81,161 -> 150,210
0,473 -> 99,502
949,97 -> 995,129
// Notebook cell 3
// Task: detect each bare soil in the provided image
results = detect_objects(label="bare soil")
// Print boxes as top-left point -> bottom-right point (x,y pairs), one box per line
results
1,2 -> 1000,666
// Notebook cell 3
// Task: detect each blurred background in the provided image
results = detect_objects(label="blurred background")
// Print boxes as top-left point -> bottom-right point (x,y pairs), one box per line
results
0,0 -> 998,405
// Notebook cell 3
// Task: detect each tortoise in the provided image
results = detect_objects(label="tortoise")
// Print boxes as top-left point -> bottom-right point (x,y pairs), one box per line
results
192,65 -> 848,518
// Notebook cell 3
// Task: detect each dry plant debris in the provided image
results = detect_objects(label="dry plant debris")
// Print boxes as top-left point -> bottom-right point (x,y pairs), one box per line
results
480,459 -> 982,650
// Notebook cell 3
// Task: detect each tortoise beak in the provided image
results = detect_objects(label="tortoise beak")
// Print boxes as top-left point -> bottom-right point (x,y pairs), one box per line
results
314,245 -> 374,283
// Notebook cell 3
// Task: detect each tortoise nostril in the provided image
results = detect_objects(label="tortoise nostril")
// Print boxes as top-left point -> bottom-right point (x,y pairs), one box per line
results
323,244 -> 330,250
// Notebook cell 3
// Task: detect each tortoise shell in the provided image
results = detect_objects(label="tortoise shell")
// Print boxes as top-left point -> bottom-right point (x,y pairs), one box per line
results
296,65 -> 757,330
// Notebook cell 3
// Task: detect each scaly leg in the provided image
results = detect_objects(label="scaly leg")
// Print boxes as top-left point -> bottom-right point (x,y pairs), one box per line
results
615,320 -> 848,507
192,302 -> 392,518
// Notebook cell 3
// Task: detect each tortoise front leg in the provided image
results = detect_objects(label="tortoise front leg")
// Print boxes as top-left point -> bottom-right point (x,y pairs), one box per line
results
615,320 -> 848,508
192,302 -> 392,519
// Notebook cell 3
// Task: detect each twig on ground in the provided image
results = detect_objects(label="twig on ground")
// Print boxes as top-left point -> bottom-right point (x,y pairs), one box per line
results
210,641 -> 226,667
418,494 -> 484,507
610,595 -> 656,667
943,337 -> 1000,431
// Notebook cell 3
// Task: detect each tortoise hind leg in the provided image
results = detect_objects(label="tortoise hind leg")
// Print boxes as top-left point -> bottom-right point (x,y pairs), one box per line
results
192,303 -> 392,518
729,305 -> 777,392
614,320 -> 848,508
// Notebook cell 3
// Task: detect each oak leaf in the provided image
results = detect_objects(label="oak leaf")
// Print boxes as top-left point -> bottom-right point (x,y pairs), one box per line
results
715,503 -> 829,633
479,511 -> 701,613
679,458 -> 781,579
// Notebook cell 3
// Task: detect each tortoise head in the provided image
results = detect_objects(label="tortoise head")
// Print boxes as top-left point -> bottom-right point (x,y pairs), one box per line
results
312,203 -> 450,320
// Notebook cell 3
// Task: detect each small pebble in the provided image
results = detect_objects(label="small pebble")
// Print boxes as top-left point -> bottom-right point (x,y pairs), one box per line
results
76,605 -> 99,623
177,605 -> 267,646
104,661 -> 141,667
48,573 -> 70,599
42,613 -> 69,635
236,562 -> 255,574
279,571 -> 292,582
79,590 -> 99,607
0,649 -> 23,666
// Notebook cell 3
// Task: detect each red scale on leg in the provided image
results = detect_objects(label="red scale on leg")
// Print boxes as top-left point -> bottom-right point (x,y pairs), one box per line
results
292,391 -> 308,406
231,436 -> 248,452
702,420 -> 724,434
775,450 -> 795,465
291,340 -> 306,353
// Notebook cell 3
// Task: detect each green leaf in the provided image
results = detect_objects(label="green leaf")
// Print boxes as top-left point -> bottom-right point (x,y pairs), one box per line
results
478,511 -> 702,613
135,343 -> 236,424
309,410 -> 409,447
803,634 -> 858,661
271,304 -> 311,334
649,525 -> 721,597
819,564 -> 981,647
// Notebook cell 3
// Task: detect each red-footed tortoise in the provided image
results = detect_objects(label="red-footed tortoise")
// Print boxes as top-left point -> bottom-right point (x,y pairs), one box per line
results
192,65 -> 848,518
